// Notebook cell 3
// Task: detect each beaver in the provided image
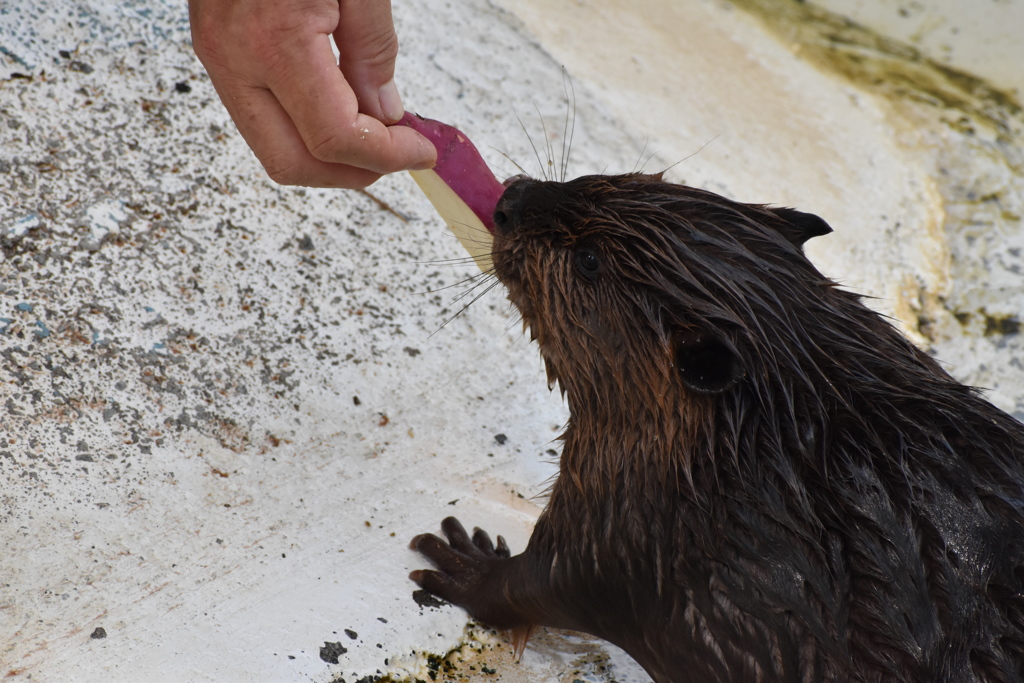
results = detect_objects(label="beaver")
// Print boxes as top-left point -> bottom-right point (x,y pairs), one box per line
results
409,173 -> 1024,682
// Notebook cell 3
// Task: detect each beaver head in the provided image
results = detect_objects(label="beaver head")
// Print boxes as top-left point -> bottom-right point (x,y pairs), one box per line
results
491,173 -> 854,440
492,173 -> 835,400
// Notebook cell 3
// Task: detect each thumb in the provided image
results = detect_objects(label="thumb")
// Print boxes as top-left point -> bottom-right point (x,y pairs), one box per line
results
335,0 -> 405,124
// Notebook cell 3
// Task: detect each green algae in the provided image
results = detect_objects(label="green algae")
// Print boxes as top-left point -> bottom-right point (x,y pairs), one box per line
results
730,0 -> 1021,140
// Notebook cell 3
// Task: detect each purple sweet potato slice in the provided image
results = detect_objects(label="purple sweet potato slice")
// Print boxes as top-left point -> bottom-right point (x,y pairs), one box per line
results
396,113 -> 504,270
397,112 -> 505,232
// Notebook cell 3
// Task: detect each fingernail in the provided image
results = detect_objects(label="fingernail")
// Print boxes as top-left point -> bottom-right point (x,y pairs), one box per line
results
378,80 -> 404,123
410,156 -> 436,171
408,136 -> 437,171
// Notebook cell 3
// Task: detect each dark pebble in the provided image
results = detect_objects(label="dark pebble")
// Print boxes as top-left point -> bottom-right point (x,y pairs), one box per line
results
412,589 -> 447,609
319,640 -> 347,664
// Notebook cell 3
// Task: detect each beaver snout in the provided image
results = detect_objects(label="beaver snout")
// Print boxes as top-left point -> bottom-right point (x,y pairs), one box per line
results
493,176 -> 536,236
494,177 -> 572,237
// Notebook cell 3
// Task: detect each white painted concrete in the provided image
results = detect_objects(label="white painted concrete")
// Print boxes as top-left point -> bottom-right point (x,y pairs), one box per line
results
1,1 -> 1021,681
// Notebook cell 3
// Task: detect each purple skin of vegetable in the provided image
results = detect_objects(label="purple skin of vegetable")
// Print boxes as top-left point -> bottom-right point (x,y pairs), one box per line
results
396,112 -> 506,233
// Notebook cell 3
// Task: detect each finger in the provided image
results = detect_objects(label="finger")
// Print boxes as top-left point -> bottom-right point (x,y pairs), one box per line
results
471,527 -> 495,555
410,533 -> 471,574
265,31 -> 435,174
409,532 -> 449,557
495,535 -> 511,559
335,0 -> 403,122
216,77 -> 383,188
408,533 -> 428,551
408,569 -> 456,601
440,517 -> 476,554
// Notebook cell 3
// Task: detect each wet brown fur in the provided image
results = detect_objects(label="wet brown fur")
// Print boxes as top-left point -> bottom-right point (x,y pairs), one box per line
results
410,174 -> 1024,682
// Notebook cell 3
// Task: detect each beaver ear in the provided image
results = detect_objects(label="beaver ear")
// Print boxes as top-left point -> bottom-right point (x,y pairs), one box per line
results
769,207 -> 833,248
673,332 -> 743,394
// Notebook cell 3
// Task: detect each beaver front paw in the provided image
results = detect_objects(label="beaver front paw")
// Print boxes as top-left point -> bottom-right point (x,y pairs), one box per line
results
410,516 -> 536,658
409,516 -> 519,619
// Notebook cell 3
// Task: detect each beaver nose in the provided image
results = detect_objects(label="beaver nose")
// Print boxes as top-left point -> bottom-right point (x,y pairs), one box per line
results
493,176 -> 536,236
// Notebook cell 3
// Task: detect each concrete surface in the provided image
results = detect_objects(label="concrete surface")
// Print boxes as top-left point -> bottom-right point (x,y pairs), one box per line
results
1,0 -> 1021,681
810,0 -> 1024,100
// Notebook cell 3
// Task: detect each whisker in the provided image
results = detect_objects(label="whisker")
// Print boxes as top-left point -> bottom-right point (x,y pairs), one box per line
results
411,246 -> 508,298
413,270 -> 493,296
637,146 -> 665,175
414,255 -> 484,266
438,219 -> 499,251
632,134 -> 650,174
560,69 -> 577,183
430,278 -> 504,338
658,136 -> 720,177
444,217 -> 494,235
495,149 -> 530,178
533,102 -> 555,181
516,111 -> 547,181
449,275 -> 498,306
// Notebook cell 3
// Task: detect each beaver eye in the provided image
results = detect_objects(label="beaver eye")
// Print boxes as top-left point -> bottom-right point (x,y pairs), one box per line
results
574,248 -> 601,280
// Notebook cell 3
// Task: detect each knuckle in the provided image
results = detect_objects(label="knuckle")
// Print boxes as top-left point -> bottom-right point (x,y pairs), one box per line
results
262,155 -> 304,186
342,26 -> 399,68
190,18 -> 227,65
265,167 -> 299,185
365,28 -> 400,65
307,127 -> 352,163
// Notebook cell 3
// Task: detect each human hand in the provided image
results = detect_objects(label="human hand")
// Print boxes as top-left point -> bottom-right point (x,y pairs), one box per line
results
188,0 -> 436,188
